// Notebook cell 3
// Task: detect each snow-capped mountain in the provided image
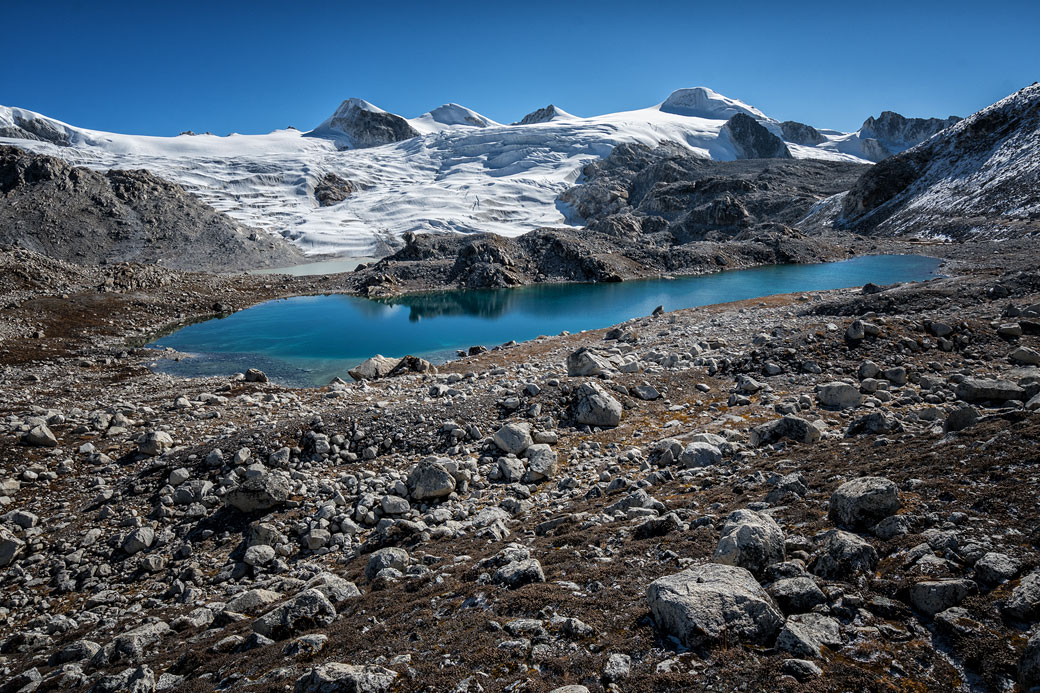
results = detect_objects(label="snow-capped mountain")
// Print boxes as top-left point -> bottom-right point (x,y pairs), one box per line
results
0,88 -> 958,258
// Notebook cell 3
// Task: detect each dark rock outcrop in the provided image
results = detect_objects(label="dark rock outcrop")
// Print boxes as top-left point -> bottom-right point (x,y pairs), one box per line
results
859,110 -> 961,153
780,121 -> 826,146
516,105 -> 563,125
0,145 -> 303,271
314,99 -> 419,149
721,114 -> 792,160
314,172 -> 357,207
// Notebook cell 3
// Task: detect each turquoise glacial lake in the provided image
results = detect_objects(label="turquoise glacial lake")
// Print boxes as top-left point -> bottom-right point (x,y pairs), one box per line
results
149,254 -> 942,387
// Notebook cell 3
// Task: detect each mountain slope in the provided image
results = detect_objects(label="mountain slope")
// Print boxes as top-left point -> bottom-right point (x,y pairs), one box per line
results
0,145 -> 303,271
833,83 -> 1040,239
0,89 -> 955,258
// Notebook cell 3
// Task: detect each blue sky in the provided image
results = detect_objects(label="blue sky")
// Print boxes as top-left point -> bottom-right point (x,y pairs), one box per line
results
4,0 -> 1037,135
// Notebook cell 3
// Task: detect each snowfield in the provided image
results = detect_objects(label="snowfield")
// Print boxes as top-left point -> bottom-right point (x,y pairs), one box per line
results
1,87 -> 877,258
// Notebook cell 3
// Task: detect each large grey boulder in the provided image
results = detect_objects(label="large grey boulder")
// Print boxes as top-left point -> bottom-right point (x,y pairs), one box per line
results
138,430 -> 173,456
348,355 -> 399,381
680,442 -> 722,468
122,527 -> 155,555
406,459 -> 456,501
493,422 -> 533,454
1004,570 -> 1040,621
294,663 -> 398,693
23,424 -> 57,447
0,527 -> 25,567
524,444 -> 559,481
306,573 -> 362,607
567,347 -> 614,376
1020,630 -> 1040,689
767,577 -> 827,615
572,382 -> 622,427
776,613 -> 843,659
91,622 -> 170,667
646,563 -> 783,648
226,473 -> 291,513
954,377 -> 1026,403
828,477 -> 900,530
810,530 -> 878,579
975,552 -> 1020,586
816,382 -> 862,409
910,579 -> 978,616
365,547 -> 410,581
493,559 -> 545,589
713,509 -> 785,578
252,589 -> 336,640
749,415 -> 821,447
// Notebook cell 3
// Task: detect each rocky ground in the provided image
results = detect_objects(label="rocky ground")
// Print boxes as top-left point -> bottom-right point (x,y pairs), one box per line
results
1,241 -> 1039,693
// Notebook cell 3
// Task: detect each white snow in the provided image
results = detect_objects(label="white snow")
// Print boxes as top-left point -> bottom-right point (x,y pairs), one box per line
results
0,89 -> 876,258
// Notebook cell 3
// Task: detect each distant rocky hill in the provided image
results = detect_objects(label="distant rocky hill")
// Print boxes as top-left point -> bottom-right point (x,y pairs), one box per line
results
0,145 -> 303,271
831,83 -> 1040,239
560,143 -> 866,241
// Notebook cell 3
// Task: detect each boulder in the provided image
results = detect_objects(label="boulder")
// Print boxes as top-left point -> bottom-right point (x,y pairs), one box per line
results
493,559 -> 545,589
226,473 -> 291,513
252,589 -> 337,640
365,547 -> 410,581
23,424 -> 57,447
227,589 -> 283,614
776,613 -> 843,659
306,573 -> 362,607
828,477 -> 900,530
524,444 -> 559,481
406,459 -> 456,501
954,377 -> 1026,403
1020,630 -> 1040,689
713,509 -> 785,578
347,355 -> 398,381
810,530 -> 878,579
974,552 -> 1020,586
572,382 -> 622,427
749,415 -> 821,447
910,579 -> 978,616
138,430 -> 173,456
567,347 -> 614,376
1010,346 -> 1040,365
679,442 -> 722,468
767,577 -> 827,615
0,527 -> 25,567
817,382 -> 862,409
1004,570 -> 1040,621
493,422 -> 533,454
122,527 -> 155,555
294,663 -> 398,693
244,368 -> 268,382
646,563 -> 783,648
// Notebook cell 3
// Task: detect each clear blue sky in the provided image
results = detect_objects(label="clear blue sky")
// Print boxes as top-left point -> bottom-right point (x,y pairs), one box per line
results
4,0 -> 1037,136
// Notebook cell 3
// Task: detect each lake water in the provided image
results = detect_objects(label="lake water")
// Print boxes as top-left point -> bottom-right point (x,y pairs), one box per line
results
149,254 -> 942,387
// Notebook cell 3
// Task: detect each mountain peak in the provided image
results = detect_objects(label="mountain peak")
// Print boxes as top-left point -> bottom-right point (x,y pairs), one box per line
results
515,104 -> 577,125
659,87 -> 767,120
410,103 -> 498,133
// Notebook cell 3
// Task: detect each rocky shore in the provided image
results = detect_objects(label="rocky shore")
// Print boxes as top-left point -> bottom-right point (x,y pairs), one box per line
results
1,238 -> 1039,692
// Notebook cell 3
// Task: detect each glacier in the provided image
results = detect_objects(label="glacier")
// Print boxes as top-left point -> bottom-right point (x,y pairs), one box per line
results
1,88 -> 884,258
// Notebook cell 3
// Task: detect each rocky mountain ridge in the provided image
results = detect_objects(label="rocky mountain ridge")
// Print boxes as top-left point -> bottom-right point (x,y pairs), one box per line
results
0,145 -> 303,271
830,83 -> 1040,239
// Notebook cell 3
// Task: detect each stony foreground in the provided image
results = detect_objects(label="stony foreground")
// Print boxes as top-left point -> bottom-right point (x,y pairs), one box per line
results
1,247 -> 1039,692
